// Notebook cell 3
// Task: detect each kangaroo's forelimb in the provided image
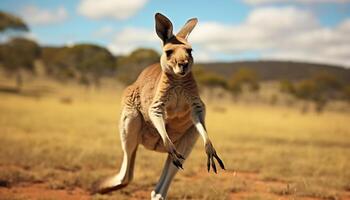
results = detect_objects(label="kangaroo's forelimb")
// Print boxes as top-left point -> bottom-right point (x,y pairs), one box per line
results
190,97 -> 225,173
149,88 -> 185,169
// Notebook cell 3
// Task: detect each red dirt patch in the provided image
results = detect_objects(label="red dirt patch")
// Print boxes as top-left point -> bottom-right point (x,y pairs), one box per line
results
0,183 -> 90,200
1,171 -> 349,200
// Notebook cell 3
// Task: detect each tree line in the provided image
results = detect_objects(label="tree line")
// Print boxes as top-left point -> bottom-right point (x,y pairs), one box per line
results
193,65 -> 260,97
0,10 -> 349,110
0,38 -> 161,90
280,72 -> 350,112
0,10 -> 160,90
1,35 -> 348,110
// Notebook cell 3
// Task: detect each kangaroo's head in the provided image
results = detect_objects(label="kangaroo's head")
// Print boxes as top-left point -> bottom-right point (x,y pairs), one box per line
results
155,13 -> 198,77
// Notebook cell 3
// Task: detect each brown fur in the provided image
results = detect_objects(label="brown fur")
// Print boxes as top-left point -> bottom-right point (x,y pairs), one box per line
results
122,63 -> 199,151
93,13 -> 224,199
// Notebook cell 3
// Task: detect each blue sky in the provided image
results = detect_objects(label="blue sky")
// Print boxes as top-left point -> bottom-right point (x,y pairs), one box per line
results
1,0 -> 350,66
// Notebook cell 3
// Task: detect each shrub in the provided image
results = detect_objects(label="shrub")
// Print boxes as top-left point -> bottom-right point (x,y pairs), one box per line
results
228,67 -> 260,96
193,66 -> 227,89
280,80 -> 295,94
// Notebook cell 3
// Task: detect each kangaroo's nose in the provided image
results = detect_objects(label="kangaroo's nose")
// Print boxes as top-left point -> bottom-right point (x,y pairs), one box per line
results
179,62 -> 189,70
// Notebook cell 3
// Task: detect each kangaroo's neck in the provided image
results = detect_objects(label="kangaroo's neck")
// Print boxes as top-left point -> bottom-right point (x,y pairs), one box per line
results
158,71 -> 193,87
154,71 -> 198,99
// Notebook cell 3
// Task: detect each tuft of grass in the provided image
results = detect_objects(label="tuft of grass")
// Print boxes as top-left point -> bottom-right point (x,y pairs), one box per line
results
269,182 -> 340,200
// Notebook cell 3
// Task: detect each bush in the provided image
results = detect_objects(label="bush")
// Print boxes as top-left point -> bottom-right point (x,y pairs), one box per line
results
193,66 -> 227,89
117,48 -> 160,85
280,80 -> 295,94
41,44 -> 116,86
312,71 -> 342,90
280,71 -> 347,112
228,67 -> 260,96
0,11 -> 29,32
342,85 -> 350,102
294,80 -> 318,100
0,37 -> 41,90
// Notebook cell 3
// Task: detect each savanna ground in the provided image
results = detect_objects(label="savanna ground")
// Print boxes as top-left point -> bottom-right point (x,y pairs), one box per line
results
0,76 -> 349,200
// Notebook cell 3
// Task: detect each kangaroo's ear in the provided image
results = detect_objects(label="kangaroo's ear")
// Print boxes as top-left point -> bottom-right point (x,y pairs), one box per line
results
176,18 -> 198,40
155,13 -> 173,44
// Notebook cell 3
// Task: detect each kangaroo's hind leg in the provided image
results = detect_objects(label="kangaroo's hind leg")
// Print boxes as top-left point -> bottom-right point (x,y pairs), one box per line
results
151,126 -> 199,200
92,107 -> 142,194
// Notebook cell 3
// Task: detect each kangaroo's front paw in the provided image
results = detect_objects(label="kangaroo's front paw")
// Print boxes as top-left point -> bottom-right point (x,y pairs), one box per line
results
166,142 -> 185,169
205,141 -> 225,173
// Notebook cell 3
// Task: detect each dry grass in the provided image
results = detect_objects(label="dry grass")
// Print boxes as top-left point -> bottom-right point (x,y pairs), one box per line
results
0,78 -> 349,199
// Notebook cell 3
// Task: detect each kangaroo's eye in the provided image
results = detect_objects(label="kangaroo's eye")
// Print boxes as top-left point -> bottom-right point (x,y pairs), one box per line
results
165,50 -> 173,58
186,48 -> 192,55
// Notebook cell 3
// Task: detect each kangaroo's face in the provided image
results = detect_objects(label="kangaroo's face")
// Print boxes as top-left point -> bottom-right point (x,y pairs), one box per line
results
155,13 -> 198,77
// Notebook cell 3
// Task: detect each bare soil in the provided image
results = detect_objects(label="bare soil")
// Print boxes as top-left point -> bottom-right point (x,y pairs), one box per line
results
1,171 -> 349,200
0,183 -> 90,200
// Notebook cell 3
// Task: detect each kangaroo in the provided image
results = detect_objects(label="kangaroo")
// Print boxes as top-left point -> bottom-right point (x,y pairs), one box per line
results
93,13 -> 225,200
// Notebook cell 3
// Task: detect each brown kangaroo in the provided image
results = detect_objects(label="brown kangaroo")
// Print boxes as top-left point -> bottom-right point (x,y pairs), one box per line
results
93,13 -> 225,200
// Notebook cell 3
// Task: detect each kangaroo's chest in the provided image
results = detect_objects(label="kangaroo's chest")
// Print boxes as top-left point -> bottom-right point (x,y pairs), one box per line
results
164,87 -> 191,120
163,88 -> 193,138
140,87 -> 193,152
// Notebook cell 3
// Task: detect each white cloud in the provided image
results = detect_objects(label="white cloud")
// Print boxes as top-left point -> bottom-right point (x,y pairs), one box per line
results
244,0 -> 350,5
21,5 -> 68,25
193,50 -> 217,62
78,0 -> 148,20
191,7 -> 319,51
0,32 -> 38,44
93,25 -> 115,38
190,7 -> 350,66
22,32 -> 38,42
246,6 -> 318,32
262,27 -> 350,66
338,18 -> 350,32
106,6 -> 350,66
108,27 -> 158,55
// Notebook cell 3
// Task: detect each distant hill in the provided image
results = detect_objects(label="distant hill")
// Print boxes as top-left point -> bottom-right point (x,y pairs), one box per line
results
198,61 -> 350,83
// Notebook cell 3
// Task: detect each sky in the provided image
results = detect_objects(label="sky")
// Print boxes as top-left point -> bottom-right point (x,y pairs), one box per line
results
1,0 -> 350,67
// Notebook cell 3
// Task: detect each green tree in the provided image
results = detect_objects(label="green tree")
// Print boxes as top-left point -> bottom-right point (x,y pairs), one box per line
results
117,48 -> 160,85
0,38 -> 40,90
342,85 -> 350,102
311,71 -> 342,101
280,80 -> 295,94
72,44 -> 116,87
228,67 -> 260,97
41,46 -> 78,81
287,71 -> 343,112
294,79 -> 318,100
42,44 -> 116,87
0,11 -> 28,32
0,11 -> 33,91
193,65 -> 227,89
312,71 -> 342,90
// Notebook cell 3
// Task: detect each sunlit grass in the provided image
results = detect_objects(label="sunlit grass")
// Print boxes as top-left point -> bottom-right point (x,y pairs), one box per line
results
0,78 -> 349,199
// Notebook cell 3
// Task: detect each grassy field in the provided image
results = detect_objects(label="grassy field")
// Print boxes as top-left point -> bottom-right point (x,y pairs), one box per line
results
0,78 -> 349,200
